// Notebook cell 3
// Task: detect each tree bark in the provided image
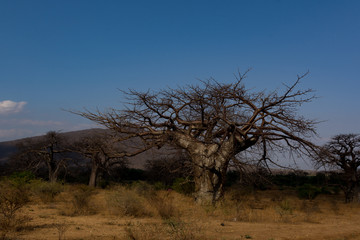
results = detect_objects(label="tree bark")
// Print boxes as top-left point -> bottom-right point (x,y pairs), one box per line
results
172,132 -> 246,204
48,169 -> 58,183
89,160 -> 99,187
183,137 -> 231,204
192,155 -> 229,204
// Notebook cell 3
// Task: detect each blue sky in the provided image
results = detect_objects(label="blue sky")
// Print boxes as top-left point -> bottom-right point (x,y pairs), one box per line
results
1,0 -> 360,146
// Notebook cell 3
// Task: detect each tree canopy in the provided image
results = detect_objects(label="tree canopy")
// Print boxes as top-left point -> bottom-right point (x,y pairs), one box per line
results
75,71 -> 318,203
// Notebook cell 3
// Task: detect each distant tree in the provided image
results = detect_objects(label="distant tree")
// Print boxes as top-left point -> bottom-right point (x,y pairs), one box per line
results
10,131 -> 70,182
315,134 -> 360,202
73,133 -> 129,187
75,71 -> 318,204
145,148 -> 193,186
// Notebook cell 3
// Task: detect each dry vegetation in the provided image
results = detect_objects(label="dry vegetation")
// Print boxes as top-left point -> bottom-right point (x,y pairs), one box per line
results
1,180 -> 360,240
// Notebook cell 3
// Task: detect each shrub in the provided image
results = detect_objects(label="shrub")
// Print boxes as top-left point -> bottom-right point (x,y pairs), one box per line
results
171,178 -> 194,195
130,181 -> 156,198
123,220 -> 207,240
70,185 -> 95,215
107,187 -> 150,217
0,181 -> 30,238
30,180 -> 64,203
7,171 -> 36,187
150,191 -> 178,220
59,185 -> 95,216
297,184 -> 322,200
275,199 -> 294,222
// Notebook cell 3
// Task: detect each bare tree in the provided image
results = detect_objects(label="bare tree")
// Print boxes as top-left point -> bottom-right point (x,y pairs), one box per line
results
315,134 -> 360,202
11,131 -> 69,182
75,71 -> 318,204
73,133 -> 129,187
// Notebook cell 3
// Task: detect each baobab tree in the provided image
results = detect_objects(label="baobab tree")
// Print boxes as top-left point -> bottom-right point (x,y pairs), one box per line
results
12,131 -> 70,182
73,133 -> 128,187
75,71 -> 318,204
315,134 -> 360,202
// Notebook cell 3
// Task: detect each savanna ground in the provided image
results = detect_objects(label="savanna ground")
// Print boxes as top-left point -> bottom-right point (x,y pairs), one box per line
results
1,180 -> 360,240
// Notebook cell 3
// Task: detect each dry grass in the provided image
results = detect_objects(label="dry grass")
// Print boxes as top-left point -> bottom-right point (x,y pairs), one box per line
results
30,181 -> 64,204
106,186 -> 153,217
0,181 -> 31,239
123,219 -> 209,240
1,181 -> 360,239
57,185 -> 96,216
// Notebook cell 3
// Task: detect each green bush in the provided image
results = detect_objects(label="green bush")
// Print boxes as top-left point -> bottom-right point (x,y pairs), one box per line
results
297,184 -> 322,200
171,178 -> 194,195
7,171 -> 36,187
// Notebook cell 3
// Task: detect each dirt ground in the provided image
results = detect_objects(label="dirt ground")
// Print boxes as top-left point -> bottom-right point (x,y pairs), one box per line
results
4,188 -> 360,240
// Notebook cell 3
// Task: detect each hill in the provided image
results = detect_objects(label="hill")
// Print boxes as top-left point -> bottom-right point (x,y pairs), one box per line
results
0,128 -> 177,170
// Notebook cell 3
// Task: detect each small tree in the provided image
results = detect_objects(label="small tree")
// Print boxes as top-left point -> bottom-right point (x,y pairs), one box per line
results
73,133 -> 129,187
11,131 -> 70,182
316,134 -> 360,202
75,71 -> 318,204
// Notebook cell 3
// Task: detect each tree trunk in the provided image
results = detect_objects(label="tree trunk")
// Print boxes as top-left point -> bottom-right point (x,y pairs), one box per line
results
48,170 -> 58,183
89,160 -> 99,187
192,154 -> 229,204
47,162 -> 58,183
172,132 -> 250,205
354,184 -> 360,202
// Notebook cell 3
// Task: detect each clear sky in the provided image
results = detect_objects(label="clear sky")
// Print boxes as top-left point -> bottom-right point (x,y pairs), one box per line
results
1,0 -> 360,146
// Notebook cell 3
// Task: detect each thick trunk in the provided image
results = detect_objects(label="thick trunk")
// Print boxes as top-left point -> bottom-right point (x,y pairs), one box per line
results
193,159 -> 228,204
89,161 -> 99,187
171,132 -> 257,204
191,150 -> 229,204
354,184 -> 360,202
345,180 -> 360,203
344,171 -> 360,203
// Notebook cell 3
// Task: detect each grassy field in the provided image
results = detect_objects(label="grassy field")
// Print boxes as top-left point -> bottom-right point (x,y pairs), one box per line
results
1,181 -> 360,240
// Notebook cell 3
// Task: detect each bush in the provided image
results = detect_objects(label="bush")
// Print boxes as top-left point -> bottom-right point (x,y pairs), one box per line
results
7,171 -> 36,187
150,191 -> 178,220
321,185 -> 340,195
297,184 -> 322,200
30,180 -> 64,203
71,185 -> 95,215
107,187 -> 150,217
60,185 -> 95,216
123,220 -> 207,240
275,199 -> 294,222
0,181 -> 30,238
130,181 -> 156,198
171,178 -> 194,195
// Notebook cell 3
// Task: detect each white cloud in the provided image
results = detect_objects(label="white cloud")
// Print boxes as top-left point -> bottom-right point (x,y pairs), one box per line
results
0,100 -> 27,115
